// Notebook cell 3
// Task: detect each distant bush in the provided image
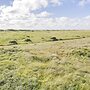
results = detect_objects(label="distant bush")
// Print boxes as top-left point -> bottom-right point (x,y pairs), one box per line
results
83,36 -> 85,38
9,40 -> 18,45
50,37 -> 58,41
7,29 -> 16,31
76,35 -> 80,37
26,36 -> 30,38
59,38 -> 63,40
41,37 -> 44,39
24,38 -> 32,42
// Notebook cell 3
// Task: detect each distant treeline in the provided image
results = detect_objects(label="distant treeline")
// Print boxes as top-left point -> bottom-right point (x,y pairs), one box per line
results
0,29 -> 35,31
0,29 -> 78,31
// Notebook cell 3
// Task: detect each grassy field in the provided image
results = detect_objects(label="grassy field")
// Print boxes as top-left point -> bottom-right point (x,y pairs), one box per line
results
0,30 -> 90,90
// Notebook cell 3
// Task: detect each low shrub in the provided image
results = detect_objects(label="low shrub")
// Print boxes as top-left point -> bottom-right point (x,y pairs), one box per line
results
50,37 -> 58,41
24,38 -> 32,42
9,40 -> 18,45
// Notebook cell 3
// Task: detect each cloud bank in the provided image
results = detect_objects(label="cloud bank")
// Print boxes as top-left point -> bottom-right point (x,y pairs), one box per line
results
0,0 -> 90,30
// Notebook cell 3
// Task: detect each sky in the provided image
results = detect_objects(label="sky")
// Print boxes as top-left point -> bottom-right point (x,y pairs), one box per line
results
0,0 -> 90,30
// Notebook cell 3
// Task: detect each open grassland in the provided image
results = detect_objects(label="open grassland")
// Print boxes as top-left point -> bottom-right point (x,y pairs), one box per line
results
0,30 -> 90,45
0,30 -> 90,90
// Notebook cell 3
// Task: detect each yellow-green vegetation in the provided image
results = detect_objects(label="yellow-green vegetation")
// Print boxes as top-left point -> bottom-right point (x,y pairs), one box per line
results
0,30 -> 90,90
0,30 -> 90,45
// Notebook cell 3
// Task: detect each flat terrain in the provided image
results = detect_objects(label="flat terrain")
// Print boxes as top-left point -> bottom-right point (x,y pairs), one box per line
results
0,30 -> 90,90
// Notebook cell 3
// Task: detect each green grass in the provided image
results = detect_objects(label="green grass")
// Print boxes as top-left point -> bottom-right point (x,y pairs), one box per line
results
0,30 -> 90,45
0,30 -> 90,90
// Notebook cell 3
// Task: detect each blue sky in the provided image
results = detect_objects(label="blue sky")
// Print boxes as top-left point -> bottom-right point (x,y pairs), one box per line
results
1,0 -> 90,18
0,0 -> 90,30
0,0 -> 12,5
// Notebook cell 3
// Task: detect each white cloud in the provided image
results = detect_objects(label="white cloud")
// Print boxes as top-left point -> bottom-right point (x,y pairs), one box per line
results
36,11 -> 52,17
0,16 -> 90,30
79,0 -> 90,6
0,0 -> 90,30
51,0 -> 62,5
0,0 -> 61,20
